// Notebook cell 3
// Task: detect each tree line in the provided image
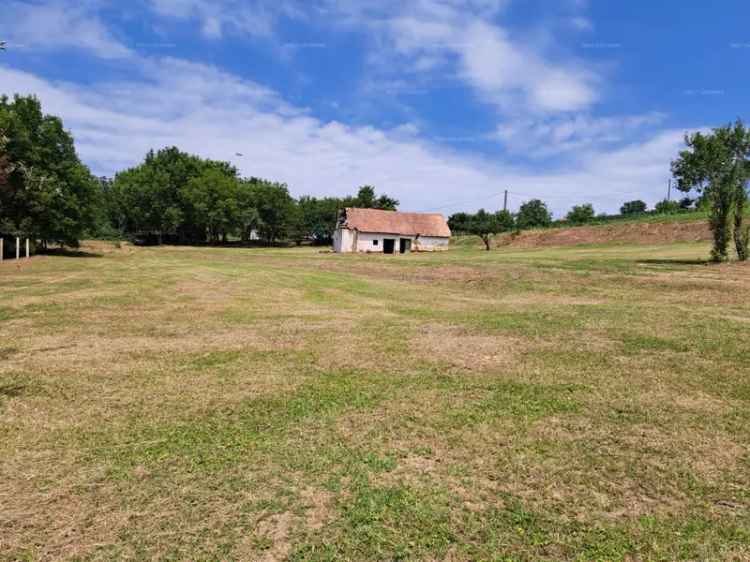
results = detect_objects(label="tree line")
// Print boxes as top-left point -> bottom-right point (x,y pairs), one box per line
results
0,95 -> 397,249
1,94 -> 748,261
102,147 -> 397,246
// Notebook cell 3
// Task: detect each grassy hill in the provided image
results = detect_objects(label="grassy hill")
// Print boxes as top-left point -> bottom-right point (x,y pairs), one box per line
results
453,211 -> 714,251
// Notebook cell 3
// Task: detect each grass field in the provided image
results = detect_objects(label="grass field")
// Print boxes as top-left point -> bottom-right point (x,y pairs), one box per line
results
1,240 -> 749,561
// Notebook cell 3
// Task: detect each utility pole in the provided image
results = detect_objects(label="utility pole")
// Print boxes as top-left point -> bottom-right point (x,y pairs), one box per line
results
667,179 -> 672,202
503,189 -> 508,211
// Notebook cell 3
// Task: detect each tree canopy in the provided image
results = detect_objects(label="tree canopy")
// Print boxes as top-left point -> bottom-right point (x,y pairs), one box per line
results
620,200 -> 647,215
672,120 -> 750,261
516,199 -> 552,229
464,208 -> 514,250
0,95 -> 98,247
565,203 -> 595,225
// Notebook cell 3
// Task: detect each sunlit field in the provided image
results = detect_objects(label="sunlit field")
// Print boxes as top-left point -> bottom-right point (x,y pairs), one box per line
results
1,240 -> 749,561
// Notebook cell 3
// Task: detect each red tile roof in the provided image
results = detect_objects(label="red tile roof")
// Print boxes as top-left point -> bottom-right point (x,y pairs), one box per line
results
341,208 -> 451,237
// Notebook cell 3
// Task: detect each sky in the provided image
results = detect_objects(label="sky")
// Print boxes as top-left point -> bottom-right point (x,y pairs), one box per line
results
1,0 -> 748,217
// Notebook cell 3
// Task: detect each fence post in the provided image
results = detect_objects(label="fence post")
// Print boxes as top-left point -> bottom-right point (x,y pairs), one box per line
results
0,238 -> 3,262
26,238 -> 30,259
16,237 -> 20,260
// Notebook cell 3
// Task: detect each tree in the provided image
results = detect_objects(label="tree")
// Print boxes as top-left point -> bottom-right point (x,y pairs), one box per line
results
516,199 -> 552,229
347,185 -> 399,210
240,178 -> 297,245
654,199 -> 680,214
468,209 -> 514,251
620,200 -> 647,215
298,195 -> 341,244
180,168 -> 239,243
113,147 -> 236,243
672,121 -> 750,261
448,212 -> 472,234
566,203 -> 595,225
0,95 -> 98,247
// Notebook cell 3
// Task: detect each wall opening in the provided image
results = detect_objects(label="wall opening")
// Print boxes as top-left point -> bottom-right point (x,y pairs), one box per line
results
399,238 -> 411,254
383,238 -> 395,254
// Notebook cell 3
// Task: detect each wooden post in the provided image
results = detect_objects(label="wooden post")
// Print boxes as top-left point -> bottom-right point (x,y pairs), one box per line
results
16,237 -> 20,260
0,238 -> 3,262
25,238 -> 29,258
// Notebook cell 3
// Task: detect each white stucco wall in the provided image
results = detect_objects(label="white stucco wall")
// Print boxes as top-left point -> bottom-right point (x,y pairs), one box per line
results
333,229 -> 449,253
333,228 -> 356,253
413,236 -> 449,251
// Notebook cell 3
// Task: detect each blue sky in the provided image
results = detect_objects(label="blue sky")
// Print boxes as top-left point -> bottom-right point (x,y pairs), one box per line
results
1,0 -> 748,216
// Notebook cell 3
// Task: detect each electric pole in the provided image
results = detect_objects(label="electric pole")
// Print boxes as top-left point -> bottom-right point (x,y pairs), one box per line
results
667,179 -> 672,201
503,189 -> 508,211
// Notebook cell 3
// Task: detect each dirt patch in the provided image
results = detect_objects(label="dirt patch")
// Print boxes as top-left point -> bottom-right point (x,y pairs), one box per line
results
411,323 -> 524,372
496,220 -> 712,248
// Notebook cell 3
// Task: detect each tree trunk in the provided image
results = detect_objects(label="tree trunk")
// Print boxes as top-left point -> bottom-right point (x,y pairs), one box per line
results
734,190 -> 749,261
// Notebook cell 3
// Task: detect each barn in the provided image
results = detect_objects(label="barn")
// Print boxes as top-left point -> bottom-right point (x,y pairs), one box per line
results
332,208 -> 451,253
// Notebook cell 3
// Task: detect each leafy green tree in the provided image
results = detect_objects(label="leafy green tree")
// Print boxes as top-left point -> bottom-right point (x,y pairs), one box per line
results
620,200 -> 647,215
236,183 -> 262,243
298,195 -> 341,244
0,95 -> 97,247
347,185 -> 399,210
469,208 -> 514,250
565,203 -> 595,225
240,178 -> 297,245
672,121 -> 750,261
113,147 -> 236,243
180,168 -> 239,243
448,212 -> 472,234
654,199 -> 680,214
516,199 -> 552,229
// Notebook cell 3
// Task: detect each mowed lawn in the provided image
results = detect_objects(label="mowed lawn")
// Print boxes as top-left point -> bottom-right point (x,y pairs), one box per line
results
1,240 -> 749,561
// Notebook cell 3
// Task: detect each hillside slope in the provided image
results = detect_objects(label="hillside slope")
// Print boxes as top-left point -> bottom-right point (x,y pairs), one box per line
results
494,218 -> 711,248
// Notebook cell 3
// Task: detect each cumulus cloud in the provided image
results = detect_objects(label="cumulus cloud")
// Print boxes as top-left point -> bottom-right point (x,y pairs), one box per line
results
0,1 -> 132,58
0,60 -> 684,216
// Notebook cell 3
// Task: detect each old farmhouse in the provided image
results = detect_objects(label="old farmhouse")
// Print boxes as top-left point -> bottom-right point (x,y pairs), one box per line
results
333,208 -> 451,253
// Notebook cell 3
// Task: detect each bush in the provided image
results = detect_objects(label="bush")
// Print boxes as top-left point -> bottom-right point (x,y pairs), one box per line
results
654,199 -> 680,214
566,203 -> 595,225
620,200 -> 647,215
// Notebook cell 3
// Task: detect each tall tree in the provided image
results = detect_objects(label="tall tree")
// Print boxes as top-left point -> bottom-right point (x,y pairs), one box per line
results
672,121 -> 750,261
240,178 -> 297,245
516,199 -> 552,229
113,147 -> 236,243
298,195 -> 341,244
180,168 -> 239,243
0,95 -> 97,247
347,186 -> 399,210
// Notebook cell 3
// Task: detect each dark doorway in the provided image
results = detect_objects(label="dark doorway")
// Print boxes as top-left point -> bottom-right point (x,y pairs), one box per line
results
399,238 -> 411,254
383,238 -> 395,254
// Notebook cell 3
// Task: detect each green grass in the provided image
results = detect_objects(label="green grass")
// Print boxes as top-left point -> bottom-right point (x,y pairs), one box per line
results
1,239 -> 749,561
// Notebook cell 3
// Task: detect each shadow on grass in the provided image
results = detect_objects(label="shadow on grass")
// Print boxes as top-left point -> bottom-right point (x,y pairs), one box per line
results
0,383 -> 26,398
39,248 -> 103,258
637,258 -> 711,266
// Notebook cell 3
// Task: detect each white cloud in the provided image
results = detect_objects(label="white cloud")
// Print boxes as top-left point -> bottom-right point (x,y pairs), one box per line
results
352,1 -> 600,114
0,60 -> 685,217
0,1 -> 132,59
495,112 -> 667,157
149,0 -> 277,39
